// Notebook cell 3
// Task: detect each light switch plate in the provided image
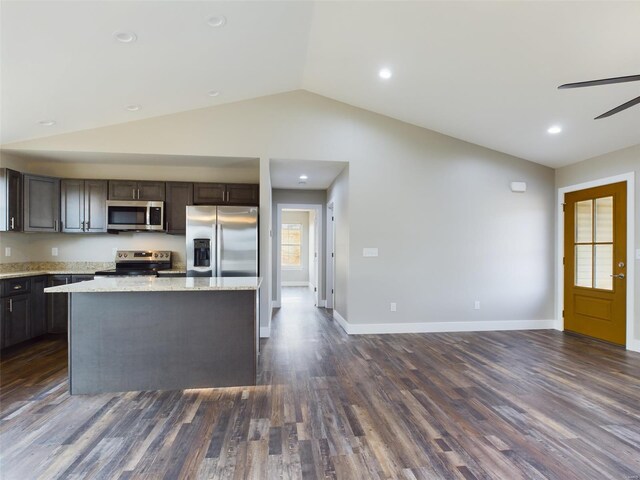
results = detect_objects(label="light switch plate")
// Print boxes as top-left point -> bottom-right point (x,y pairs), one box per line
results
4,247 -> 11,257
51,247 -> 59,257
363,248 -> 378,257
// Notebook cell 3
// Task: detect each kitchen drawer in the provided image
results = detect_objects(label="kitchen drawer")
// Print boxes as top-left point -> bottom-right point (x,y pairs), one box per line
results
2,277 -> 31,297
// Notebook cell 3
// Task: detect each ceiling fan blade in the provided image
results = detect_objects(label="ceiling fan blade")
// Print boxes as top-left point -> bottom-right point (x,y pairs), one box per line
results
594,95 -> 640,119
558,74 -> 640,89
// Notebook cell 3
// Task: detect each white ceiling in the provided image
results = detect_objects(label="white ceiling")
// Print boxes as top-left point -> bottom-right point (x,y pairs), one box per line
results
270,159 -> 347,189
2,1 -> 639,168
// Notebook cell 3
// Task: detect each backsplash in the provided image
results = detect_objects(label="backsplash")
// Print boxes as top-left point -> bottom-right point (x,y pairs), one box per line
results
0,231 -> 186,264
0,261 -> 113,274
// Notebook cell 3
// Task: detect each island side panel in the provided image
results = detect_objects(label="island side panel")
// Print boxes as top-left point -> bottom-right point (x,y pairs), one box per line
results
70,290 -> 257,394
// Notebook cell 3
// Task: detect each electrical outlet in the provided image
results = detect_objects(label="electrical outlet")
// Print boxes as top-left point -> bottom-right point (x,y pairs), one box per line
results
4,247 -> 11,257
390,302 -> 397,312
51,247 -> 59,257
474,300 -> 481,310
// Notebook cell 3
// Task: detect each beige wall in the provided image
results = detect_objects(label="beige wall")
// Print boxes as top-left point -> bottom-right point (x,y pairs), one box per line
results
0,152 -> 259,182
2,90 -> 556,329
556,144 -> 639,346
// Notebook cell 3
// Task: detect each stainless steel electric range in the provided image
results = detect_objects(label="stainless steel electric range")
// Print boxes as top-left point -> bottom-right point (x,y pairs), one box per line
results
94,250 -> 172,277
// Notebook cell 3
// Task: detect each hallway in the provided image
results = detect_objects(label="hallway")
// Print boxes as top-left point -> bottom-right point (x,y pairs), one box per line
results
1,293 -> 639,478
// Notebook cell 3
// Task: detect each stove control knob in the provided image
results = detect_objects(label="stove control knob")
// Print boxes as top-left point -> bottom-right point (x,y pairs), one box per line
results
154,253 -> 158,258
118,253 -> 122,258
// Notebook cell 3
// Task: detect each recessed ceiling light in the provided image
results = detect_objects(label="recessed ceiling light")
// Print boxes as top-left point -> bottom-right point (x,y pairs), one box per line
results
125,104 -> 141,112
547,125 -> 562,134
38,120 -> 56,126
207,15 -> 227,28
378,68 -> 392,80
113,31 -> 137,43
299,175 -> 308,180
207,90 -> 220,97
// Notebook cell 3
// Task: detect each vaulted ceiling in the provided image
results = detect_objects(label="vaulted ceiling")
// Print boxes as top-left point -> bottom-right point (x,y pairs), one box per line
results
2,1 -> 639,168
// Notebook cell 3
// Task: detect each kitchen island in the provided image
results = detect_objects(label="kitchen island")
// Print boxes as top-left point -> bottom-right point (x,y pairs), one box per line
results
45,276 -> 261,394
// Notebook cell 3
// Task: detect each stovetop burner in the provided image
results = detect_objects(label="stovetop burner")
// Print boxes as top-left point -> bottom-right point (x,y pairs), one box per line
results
94,250 -> 172,277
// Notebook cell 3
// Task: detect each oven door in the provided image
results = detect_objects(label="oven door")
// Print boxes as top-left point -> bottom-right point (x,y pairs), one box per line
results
106,201 -> 164,231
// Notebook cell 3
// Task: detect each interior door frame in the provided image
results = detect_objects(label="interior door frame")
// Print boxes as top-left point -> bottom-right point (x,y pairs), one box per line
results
556,172 -> 636,351
274,203 -> 324,308
326,202 -> 335,309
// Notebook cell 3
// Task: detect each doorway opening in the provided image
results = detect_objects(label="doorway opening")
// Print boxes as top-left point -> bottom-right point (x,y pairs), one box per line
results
275,203 -> 324,309
557,173 -> 636,350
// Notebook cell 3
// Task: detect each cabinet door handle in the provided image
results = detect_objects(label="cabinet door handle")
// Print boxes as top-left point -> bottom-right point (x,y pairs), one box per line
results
9,298 -> 12,313
10,217 -> 15,230
13,285 -> 21,290
132,188 -> 136,199
54,220 -> 58,231
137,188 -> 141,200
86,220 -> 90,230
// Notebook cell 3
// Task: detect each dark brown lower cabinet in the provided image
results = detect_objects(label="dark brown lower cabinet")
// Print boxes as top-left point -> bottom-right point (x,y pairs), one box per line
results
30,276 -> 48,338
48,275 -> 71,334
2,294 -> 31,348
47,275 -> 93,334
0,275 -> 49,349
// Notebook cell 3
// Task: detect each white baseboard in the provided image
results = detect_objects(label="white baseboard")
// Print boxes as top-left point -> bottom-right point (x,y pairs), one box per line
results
333,315 -> 555,335
281,281 -> 310,287
628,339 -> 640,353
316,299 -> 326,307
333,310 -> 349,334
260,326 -> 270,338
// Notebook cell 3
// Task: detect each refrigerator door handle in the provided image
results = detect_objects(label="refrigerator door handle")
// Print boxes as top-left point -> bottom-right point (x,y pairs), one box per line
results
216,223 -> 222,277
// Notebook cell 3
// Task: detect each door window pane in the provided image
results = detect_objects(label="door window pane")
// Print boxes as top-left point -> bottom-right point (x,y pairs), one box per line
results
575,245 -> 592,288
575,200 -> 593,243
282,223 -> 302,268
594,244 -> 613,290
595,196 -> 613,243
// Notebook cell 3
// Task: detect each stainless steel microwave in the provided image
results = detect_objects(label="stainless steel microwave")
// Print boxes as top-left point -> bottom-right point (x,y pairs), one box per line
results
106,200 -> 164,231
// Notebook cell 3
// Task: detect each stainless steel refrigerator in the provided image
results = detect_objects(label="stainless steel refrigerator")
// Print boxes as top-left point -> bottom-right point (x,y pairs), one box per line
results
186,205 -> 258,277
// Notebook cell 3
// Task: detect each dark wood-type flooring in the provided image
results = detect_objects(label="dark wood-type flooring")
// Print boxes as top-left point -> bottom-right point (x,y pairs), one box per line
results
1,287 -> 640,479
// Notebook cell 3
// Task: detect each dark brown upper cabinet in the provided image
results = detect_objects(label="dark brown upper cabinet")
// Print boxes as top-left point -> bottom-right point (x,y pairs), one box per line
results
0,168 -> 22,232
193,183 -> 225,204
61,179 -> 108,233
23,174 -> 60,232
165,182 -> 193,234
226,184 -> 259,205
194,183 -> 258,206
108,180 -> 165,201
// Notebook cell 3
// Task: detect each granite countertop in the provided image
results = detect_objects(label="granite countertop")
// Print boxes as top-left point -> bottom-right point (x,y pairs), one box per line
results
0,262 -> 186,280
0,269 -> 102,280
44,276 -> 262,293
